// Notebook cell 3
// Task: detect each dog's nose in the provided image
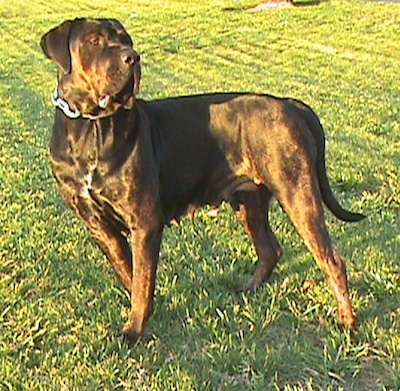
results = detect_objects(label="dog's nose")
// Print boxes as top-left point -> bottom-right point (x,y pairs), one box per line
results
121,50 -> 140,66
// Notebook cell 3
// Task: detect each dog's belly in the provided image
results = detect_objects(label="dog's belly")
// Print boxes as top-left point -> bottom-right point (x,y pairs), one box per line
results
160,166 -> 260,224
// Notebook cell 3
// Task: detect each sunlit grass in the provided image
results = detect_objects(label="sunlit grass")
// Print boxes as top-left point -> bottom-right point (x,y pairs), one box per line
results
0,0 -> 399,389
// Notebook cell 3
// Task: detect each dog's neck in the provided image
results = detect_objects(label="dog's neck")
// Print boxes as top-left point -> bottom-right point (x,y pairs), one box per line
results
50,88 -> 134,120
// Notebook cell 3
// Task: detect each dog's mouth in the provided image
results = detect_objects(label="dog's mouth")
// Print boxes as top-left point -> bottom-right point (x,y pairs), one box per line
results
85,62 -> 139,118
93,79 -> 135,114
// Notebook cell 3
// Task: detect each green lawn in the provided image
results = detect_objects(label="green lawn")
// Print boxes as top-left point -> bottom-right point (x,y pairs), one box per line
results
0,0 -> 399,390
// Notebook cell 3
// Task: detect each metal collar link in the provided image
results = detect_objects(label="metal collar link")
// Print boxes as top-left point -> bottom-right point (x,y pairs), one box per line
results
51,89 -> 81,119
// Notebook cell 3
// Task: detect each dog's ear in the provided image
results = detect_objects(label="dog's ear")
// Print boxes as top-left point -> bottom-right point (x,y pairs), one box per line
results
123,60 -> 141,109
133,60 -> 141,96
41,20 -> 73,74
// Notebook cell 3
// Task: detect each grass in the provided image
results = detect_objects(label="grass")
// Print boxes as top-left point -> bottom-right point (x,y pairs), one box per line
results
0,0 -> 399,389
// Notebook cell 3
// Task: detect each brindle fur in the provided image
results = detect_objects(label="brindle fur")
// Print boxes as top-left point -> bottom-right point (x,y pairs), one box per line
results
41,18 -> 364,344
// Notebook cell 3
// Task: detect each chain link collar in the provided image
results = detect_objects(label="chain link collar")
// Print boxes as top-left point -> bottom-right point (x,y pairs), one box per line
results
51,89 -> 81,119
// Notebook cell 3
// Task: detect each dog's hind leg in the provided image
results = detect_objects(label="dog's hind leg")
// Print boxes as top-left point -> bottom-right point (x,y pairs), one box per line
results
258,163 -> 356,328
235,188 -> 283,291
278,189 -> 355,328
245,114 -> 356,328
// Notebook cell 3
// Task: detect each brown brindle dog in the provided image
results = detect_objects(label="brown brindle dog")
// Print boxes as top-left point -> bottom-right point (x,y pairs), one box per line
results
41,18 -> 365,344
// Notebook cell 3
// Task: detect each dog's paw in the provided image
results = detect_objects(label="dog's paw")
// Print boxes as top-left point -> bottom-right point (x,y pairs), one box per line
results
338,309 -> 357,331
120,323 -> 142,346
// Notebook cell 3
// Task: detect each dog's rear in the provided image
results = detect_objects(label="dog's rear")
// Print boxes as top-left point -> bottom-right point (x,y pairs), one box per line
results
289,98 -> 365,222
209,94 -> 363,328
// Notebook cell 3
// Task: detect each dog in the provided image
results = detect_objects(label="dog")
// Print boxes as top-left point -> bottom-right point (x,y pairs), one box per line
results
41,18 -> 365,344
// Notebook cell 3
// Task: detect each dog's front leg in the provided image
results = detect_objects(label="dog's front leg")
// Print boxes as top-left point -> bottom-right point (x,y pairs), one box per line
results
122,224 -> 163,344
61,193 -> 134,292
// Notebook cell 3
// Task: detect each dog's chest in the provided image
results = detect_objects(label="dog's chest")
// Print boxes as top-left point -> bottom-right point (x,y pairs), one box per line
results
70,132 -> 101,200
51,120 -> 131,216
54,149 -> 132,229
80,159 -> 98,199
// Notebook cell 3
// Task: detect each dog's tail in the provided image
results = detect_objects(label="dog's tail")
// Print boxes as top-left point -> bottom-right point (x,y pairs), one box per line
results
291,99 -> 365,222
317,150 -> 365,222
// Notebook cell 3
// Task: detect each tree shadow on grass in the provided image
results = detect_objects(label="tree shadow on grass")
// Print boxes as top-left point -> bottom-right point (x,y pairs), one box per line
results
223,0 -> 326,12
295,0 -> 324,6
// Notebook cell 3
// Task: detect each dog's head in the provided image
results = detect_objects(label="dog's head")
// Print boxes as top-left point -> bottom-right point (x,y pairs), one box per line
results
41,18 -> 141,119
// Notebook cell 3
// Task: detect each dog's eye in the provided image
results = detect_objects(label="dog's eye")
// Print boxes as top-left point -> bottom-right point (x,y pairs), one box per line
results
89,36 -> 101,46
